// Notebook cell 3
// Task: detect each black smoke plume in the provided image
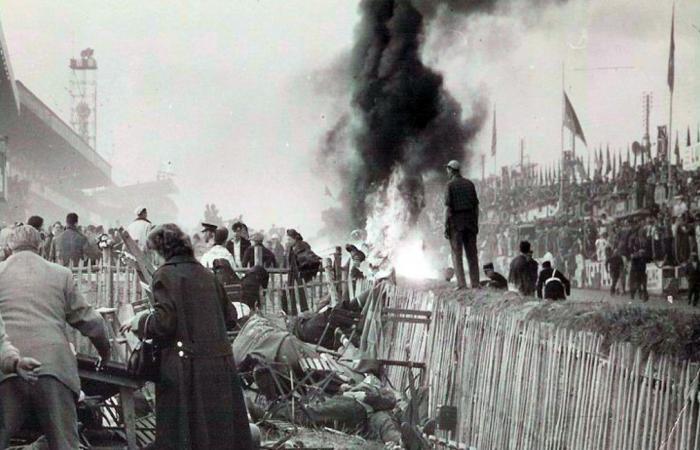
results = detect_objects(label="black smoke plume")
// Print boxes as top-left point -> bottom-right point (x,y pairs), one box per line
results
319,0 -> 570,241
319,0 -> 487,235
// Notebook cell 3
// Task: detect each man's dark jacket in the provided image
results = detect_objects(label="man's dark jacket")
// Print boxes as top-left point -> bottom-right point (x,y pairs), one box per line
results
53,226 -> 88,266
226,237 -> 251,264
136,255 -> 252,449
485,272 -> 508,290
606,254 -> 624,277
444,175 -> 479,234
508,254 -> 538,296
536,267 -> 571,300
241,244 -> 277,268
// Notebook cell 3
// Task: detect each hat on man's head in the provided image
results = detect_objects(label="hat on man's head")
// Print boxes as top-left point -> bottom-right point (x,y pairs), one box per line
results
542,260 -> 552,268
135,206 -> 147,216
446,160 -> 461,171
483,262 -> 494,271
251,232 -> 264,244
201,222 -> 217,234
232,221 -> 246,232
519,241 -> 532,254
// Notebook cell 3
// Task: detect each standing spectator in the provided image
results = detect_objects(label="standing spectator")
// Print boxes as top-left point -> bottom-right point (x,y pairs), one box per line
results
536,260 -> 571,300
595,232 -> 609,262
508,241 -> 538,296
629,248 -> 649,301
0,311 -> 42,384
606,247 -> 625,296
242,233 -> 277,268
126,207 -> 153,252
685,252 -> 700,307
52,213 -> 88,266
226,222 -> 251,269
44,221 -> 63,262
0,225 -> 111,449
284,229 -> 319,314
200,227 -> 236,270
123,224 -> 252,450
269,233 -> 286,268
443,160 -> 480,290
26,215 -> 44,232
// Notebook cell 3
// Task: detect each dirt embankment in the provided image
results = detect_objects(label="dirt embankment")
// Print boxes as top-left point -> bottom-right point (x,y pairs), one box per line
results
404,278 -> 700,362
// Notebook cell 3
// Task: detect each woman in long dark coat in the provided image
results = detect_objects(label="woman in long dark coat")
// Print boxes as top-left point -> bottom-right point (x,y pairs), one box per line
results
128,224 -> 252,450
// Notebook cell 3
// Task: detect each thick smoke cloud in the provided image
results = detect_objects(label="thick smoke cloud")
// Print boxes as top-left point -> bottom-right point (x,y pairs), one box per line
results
320,0 -> 487,236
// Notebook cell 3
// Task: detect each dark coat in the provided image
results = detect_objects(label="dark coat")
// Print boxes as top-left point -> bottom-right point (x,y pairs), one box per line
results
53,226 -> 88,267
444,175 -> 479,235
606,254 -> 624,277
137,255 -> 252,450
484,272 -> 508,290
508,254 -> 537,296
686,259 -> 700,287
226,237 -> 251,265
536,267 -> 571,300
241,244 -> 277,269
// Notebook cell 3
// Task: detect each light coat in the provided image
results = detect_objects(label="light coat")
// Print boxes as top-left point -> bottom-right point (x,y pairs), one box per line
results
0,251 -> 110,394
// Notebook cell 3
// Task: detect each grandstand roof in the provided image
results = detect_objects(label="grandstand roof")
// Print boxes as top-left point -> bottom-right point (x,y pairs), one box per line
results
0,18 -> 19,128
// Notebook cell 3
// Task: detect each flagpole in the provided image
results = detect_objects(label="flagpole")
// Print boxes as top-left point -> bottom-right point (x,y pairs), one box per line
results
559,61 -> 565,213
667,2 -> 675,199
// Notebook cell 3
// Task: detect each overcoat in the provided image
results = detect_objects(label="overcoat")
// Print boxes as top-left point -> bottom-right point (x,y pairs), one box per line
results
136,255 -> 252,450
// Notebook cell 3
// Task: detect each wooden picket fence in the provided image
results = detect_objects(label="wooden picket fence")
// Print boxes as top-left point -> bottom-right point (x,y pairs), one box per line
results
379,290 -> 700,450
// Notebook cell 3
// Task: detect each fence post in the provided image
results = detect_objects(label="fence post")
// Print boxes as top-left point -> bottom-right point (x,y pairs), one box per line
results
103,247 -> 114,308
254,244 -> 263,267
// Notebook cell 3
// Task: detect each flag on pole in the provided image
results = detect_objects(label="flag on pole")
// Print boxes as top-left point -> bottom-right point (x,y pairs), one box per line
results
605,144 -> 611,175
491,107 -> 497,157
688,126 -> 692,147
675,131 -> 680,164
563,92 -> 587,146
668,4 -> 675,92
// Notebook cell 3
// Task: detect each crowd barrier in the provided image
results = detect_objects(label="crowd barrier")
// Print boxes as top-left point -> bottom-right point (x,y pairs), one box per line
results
378,285 -> 700,450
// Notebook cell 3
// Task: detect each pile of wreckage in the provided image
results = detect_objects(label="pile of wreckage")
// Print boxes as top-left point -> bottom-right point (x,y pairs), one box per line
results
233,278 -> 434,449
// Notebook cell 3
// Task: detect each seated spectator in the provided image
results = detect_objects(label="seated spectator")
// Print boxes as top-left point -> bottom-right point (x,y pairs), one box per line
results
481,263 -> 507,290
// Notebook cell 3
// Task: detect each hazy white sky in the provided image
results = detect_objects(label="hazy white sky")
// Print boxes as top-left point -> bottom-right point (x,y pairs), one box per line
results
1,0 -> 698,235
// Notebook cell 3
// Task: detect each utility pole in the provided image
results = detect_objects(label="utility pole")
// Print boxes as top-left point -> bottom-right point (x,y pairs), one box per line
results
642,92 -> 652,163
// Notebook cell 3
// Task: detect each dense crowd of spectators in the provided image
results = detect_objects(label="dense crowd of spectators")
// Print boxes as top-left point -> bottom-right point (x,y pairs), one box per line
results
474,156 -> 700,276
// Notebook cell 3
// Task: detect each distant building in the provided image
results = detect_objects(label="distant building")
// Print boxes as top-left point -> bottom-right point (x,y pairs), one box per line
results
0,18 -> 177,226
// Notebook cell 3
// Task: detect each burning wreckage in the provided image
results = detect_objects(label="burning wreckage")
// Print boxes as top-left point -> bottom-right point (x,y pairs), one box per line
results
231,264 -> 432,450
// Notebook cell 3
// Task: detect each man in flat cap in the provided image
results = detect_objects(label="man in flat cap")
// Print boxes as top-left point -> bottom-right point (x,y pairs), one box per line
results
444,160 -> 480,290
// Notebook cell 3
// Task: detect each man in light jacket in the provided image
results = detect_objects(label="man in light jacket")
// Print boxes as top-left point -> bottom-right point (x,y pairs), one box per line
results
0,225 -> 111,449
0,311 -> 41,381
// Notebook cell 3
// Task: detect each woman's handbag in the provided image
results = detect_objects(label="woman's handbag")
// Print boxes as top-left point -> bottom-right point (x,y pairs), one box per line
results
127,314 -> 160,382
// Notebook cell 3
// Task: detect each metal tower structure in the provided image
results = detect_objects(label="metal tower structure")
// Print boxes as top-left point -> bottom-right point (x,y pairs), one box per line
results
69,48 -> 97,150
